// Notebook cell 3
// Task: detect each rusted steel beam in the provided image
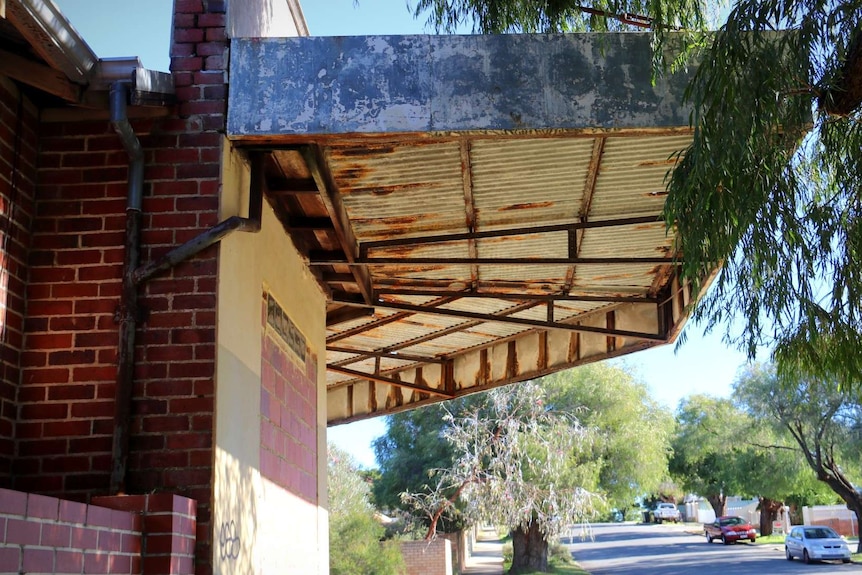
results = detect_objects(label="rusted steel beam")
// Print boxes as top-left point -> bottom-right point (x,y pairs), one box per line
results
287,216 -> 335,231
326,296 -> 457,343
302,146 -> 374,305
374,288 -> 658,303
267,177 -> 318,194
361,214 -> 662,250
312,256 -> 674,266
567,136 -> 606,290
327,345 -> 446,364
330,301 -> 543,368
322,272 -> 358,284
459,139 -> 480,290
325,306 -> 374,327
327,365 -> 453,398
333,297 -> 666,341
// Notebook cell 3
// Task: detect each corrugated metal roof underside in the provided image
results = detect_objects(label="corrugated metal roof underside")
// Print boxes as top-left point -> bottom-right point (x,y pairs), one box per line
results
319,132 -> 691,390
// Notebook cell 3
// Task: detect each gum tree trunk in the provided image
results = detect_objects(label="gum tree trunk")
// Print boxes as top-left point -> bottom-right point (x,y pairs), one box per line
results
706,493 -> 726,518
510,520 -> 549,573
759,498 -> 783,536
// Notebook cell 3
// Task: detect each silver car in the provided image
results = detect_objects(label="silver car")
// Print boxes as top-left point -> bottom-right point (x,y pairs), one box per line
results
785,525 -> 851,564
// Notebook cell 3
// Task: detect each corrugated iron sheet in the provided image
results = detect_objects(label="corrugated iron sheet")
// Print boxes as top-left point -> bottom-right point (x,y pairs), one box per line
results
313,133 -> 692,394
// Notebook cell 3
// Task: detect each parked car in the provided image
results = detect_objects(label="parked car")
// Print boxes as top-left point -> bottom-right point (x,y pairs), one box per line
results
652,502 -> 681,523
704,515 -> 757,544
785,525 -> 851,564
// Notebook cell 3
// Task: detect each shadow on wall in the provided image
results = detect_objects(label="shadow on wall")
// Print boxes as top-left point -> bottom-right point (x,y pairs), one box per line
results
215,444 -> 260,573
214,345 -> 261,574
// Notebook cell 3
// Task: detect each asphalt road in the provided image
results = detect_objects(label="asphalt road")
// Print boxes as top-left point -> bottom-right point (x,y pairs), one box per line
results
562,522 -> 862,575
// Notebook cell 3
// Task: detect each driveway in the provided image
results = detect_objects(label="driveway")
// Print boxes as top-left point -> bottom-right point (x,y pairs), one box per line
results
562,523 -> 862,575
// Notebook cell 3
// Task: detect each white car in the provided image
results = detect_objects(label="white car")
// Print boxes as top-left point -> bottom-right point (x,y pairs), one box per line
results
785,525 -> 851,564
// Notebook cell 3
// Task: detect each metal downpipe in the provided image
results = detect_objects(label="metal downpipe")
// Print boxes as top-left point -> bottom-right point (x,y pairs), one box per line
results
108,83 -> 264,491
131,155 -> 263,285
110,82 -> 144,494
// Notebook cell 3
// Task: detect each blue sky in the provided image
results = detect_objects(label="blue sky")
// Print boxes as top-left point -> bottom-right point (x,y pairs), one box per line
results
52,0 -> 757,468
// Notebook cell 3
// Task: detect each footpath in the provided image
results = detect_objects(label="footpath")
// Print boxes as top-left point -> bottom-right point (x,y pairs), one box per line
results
462,526 -> 504,575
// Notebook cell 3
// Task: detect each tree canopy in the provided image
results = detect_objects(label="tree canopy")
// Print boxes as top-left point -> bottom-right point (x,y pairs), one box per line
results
542,364 -> 675,514
670,394 -> 750,515
372,395 -> 481,533
411,0 -> 862,386
733,363 -> 862,550
401,381 -> 599,573
391,365 -> 672,572
328,444 -> 406,575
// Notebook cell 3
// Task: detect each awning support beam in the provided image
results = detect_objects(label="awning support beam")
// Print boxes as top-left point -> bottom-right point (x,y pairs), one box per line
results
332,297 -> 666,341
327,365 -> 454,398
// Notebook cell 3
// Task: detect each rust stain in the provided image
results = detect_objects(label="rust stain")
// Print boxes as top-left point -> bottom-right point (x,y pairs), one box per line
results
353,215 -> 421,226
496,201 -> 556,212
590,273 -> 640,281
372,264 -> 451,274
331,145 -> 397,157
342,182 -> 439,196
637,158 -> 678,167
506,340 -> 519,379
634,222 -> 664,230
368,381 -> 377,411
606,311 -> 617,352
567,332 -> 580,363
415,367 -> 430,401
477,348 -> 490,385
538,331 -> 548,370
392,377 -> 403,407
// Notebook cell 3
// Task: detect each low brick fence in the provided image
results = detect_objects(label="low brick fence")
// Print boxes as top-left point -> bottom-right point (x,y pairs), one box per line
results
0,488 -> 196,574
401,538 -> 452,575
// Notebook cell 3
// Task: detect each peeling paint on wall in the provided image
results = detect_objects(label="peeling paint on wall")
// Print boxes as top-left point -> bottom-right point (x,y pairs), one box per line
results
228,33 -> 695,137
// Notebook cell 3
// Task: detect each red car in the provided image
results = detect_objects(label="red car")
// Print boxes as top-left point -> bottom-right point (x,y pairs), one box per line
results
704,515 -> 757,544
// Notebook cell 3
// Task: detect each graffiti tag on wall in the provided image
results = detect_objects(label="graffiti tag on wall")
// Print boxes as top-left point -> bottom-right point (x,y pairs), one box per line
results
219,520 -> 241,561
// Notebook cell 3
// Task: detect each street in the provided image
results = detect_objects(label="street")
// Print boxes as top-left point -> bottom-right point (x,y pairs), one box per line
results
563,523 -> 862,575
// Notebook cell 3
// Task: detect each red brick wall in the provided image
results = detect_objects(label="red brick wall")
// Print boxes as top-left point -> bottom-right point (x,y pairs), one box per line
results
10,1 -> 229,573
260,296 -> 319,503
0,488 -> 198,575
0,488 -> 142,574
400,539 -> 452,575
0,77 -> 39,486
19,115 -> 132,496
94,493 -> 198,575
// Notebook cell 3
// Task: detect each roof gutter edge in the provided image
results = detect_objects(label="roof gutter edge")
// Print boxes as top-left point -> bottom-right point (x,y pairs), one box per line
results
15,0 -> 99,83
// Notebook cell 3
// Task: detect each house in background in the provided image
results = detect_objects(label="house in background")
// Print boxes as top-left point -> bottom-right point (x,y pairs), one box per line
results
0,0 -> 702,572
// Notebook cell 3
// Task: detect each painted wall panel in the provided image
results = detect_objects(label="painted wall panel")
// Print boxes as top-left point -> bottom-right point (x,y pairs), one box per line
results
228,33 -> 695,137
215,143 -> 327,575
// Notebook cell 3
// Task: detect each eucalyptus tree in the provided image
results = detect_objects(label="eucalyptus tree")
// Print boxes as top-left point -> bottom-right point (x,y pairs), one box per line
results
670,395 -> 751,516
402,381 -> 600,574
733,363 -> 862,551
542,364 -> 675,516
372,395 -> 482,534
327,444 -> 406,575
410,0 -> 862,386
725,420 -> 817,535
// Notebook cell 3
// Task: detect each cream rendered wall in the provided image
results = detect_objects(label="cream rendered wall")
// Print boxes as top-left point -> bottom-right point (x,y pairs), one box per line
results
214,143 -> 329,574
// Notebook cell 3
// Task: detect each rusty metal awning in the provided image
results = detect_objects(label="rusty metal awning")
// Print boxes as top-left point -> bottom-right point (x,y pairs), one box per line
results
226,32 -> 701,425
